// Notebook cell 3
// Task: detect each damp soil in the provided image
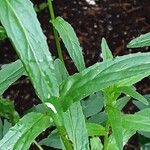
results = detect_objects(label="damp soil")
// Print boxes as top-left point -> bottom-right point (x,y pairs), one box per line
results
0,0 -> 150,149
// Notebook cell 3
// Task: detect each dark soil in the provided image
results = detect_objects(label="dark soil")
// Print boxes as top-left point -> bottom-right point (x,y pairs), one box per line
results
0,0 -> 150,149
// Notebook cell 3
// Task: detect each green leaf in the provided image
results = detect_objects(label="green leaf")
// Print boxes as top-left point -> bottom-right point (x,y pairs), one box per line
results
0,98 -> 19,123
0,119 -> 12,140
133,101 -> 148,110
90,137 -> 103,150
107,129 -> 135,150
103,85 -> 120,105
117,86 -> 148,105
0,26 -> 7,40
127,32 -> 150,48
63,101 -> 89,150
134,100 -> 150,138
39,130 -> 62,149
139,131 -> 150,139
101,38 -> 113,61
88,111 -> 107,124
141,143 -> 150,150
54,58 -> 69,85
60,52 -> 150,111
0,119 -> 3,140
0,112 -> 52,150
34,2 -> 48,13
115,96 -> 130,111
51,17 -> 85,72
123,108 -> 150,132
133,94 -> 150,110
107,106 -> 123,150
0,60 -> 25,95
26,103 -> 53,116
86,123 -> 106,137
82,92 -> 104,117
139,135 -> 150,145
0,0 -> 58,102
2,120 -> 12,137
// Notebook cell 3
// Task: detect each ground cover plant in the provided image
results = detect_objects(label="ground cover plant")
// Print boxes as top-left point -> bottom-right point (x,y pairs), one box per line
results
0,0 -> 150,150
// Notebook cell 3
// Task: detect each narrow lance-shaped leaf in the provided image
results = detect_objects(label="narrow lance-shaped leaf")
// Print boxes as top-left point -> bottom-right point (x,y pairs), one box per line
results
101,37 -> 113,61
127,32 -> 150,48
0,112 -> 52,150
117,86 -> 148,105
0,0 -> 58,102
60,52 -> 150,111
51,17 -> 85,72
115,96 -> 130,111
123,108 -> 150,132
86,123 -> 106,137
0,60 -> 25,95
63,101 -> 90,150
107,106 -> 123,150
133,94 -> 150,110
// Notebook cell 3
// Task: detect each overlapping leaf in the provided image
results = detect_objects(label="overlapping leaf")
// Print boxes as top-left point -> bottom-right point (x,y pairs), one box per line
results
0,119 -> 12,140
0,60 -> 25,95
86,123 -> 106,137
0,112 -> 52,150
141,143 -> 150,150
90,137 -> 103,150
51,17 -> 85,72
115,96 -> 130,111
39,130 -> 62,149
107,106 -> 123,150
123,108 -> 150,132
127,32 -> 150,48
82,92 -> 104,117
0,0 -> 58,102
63,101 -> 89,150
133,94 -> 150,110
117,86 -> 148,105
88,111 -> 107,124
60,52 -> 150,111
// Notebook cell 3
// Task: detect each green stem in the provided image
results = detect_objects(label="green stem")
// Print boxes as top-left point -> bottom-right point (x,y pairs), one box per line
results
33,141 -> 43,150
103,121 -> 109,150
47,0 -> 64,63
52,113 -> 73,150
